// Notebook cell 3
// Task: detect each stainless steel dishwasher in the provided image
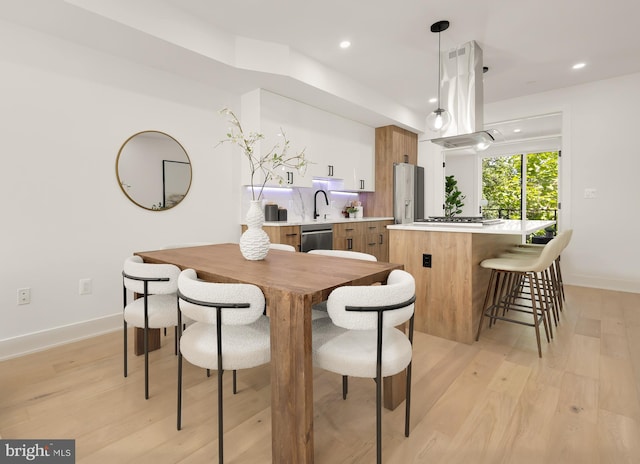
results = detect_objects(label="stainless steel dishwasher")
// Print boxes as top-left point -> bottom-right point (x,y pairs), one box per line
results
300,223 -> 333,252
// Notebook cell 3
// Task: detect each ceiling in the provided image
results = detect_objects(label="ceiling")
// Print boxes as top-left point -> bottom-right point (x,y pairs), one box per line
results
163,0 -> 640,107
4,0 -> 640,137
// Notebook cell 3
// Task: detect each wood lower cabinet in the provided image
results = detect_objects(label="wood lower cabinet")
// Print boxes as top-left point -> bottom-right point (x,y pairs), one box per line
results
242,225 -> 302,251
333,220 -> 393,261
363,220 -> 393,262
243,220 -> 391,259
273,225 -> 301,250
333,222 -> 365,253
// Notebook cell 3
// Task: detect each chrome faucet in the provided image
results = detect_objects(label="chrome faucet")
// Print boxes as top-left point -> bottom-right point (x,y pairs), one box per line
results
313,190 -> 329,219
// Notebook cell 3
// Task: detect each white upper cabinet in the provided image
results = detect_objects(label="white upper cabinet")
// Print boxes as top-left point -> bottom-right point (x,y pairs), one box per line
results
320,146 -> 374,191
341,141 -> 375,192
240,89 -> 312,188
240,89 -> 375,191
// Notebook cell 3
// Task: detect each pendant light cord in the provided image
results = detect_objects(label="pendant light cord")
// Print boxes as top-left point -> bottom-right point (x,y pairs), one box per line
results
437,30 -> 441,109
427,20 -> 450,132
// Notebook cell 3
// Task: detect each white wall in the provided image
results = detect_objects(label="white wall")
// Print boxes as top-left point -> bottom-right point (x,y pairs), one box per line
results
485,73 -> 640,292
444,154 -> 480,217
423,72 -> 640,293
0,21 -> 243,358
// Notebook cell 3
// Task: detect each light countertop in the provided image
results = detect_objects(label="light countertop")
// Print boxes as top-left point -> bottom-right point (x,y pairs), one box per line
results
259,217 -> 394,227
387,219 -> 555,235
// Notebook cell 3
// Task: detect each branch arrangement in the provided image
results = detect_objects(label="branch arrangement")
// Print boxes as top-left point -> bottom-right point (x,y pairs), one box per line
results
218,108 -> 308,201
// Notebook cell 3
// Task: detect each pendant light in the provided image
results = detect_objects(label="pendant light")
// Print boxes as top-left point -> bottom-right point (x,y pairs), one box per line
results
426,20 -> 452,132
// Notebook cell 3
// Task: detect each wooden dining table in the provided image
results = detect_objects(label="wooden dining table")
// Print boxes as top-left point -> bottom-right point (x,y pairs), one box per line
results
135,243 -> 404,463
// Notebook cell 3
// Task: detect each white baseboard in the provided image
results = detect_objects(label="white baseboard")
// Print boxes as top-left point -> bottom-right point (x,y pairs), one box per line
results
0,313 -> 121,361
564,274 -> 640,294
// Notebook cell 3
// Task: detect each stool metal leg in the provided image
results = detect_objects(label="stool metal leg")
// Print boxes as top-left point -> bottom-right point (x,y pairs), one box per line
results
477,269 -> 497,341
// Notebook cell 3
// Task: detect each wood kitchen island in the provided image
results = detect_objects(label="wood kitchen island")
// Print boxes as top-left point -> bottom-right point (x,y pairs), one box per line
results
388,220 -> 554,344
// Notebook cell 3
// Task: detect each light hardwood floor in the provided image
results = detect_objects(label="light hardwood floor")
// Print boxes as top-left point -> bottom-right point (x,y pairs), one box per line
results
1,285 -> 639,463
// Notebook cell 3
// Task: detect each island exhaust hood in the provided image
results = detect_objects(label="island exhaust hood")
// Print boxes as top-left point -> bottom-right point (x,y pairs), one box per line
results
431,129 -> 496,149
429,40 -> 500,149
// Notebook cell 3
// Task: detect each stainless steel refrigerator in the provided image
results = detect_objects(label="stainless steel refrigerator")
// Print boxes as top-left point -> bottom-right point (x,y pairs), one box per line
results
393,163 -> 424,224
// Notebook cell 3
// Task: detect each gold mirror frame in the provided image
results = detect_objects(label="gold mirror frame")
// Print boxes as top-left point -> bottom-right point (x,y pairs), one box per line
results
116,131 -> 192,211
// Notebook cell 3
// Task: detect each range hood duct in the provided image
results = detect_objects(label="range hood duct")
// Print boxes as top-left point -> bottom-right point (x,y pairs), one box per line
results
430,40 -> 498,149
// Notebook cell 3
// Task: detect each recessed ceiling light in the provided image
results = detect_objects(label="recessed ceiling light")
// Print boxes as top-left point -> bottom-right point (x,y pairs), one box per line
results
428,97 -> 437,103
513,128 -> 521,133
572,62 -> 586,70
339,40 -> 351,49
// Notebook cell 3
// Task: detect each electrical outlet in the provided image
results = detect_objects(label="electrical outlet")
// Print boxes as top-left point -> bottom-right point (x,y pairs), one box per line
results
79,278 -> 93,295
584,188 -> 597,199
422,254 -> 432,268
18,288 -> 31,305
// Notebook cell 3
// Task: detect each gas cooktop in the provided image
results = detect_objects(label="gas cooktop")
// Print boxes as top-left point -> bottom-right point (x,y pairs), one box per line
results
415,217 -> 504,227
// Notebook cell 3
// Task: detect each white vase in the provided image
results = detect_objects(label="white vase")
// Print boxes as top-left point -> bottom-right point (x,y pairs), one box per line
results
240,200 -> 270,260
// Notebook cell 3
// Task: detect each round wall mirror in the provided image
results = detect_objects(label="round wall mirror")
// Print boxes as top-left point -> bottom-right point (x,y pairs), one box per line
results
116,131 -> 192,210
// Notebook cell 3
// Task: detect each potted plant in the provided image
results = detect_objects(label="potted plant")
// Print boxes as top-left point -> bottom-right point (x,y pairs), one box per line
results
218,108 -> 308,260
346,206 -> 360,218
444,175 -> 465,217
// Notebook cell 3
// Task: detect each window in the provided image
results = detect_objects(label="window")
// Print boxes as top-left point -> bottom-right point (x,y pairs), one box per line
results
482,151 -> 559,232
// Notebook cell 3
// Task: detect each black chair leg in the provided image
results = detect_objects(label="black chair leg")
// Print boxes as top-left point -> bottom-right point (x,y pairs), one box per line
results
342,375 -> 348,400
123,321 -> 128,378
233,370 -> 237,394
207,369 -> 211,377
174,326 -> 178,355
144,326 -> 149,400
406,316 -> 414,438
376,371 -> 382,464
177,353 -> 183,430
218,368 -> 224,464
405,362 -> 412,437
216,307 -> 224,464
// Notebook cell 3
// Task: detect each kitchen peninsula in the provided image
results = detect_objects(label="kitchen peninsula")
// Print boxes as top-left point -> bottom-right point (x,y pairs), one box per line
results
388,220 -> 555,344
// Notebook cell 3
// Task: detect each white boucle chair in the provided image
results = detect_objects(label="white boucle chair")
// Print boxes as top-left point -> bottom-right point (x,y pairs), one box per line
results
308,248 -> 377,261
269,243 -> 296,252
160,244 -> 215,336
176,269 -> 270,464
161,242 -> 215,249
312,269 -> 416,464
307,249 -> 378,321
122,255 -> 181,400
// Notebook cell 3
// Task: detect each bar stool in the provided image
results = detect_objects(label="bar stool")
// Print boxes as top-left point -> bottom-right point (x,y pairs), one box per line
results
476,235 -> 564,357
520,229 -> 572,305
501,229 -> 572,317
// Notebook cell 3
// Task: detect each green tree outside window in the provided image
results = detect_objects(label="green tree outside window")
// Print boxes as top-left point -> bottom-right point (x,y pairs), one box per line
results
482,151 -> 559,235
